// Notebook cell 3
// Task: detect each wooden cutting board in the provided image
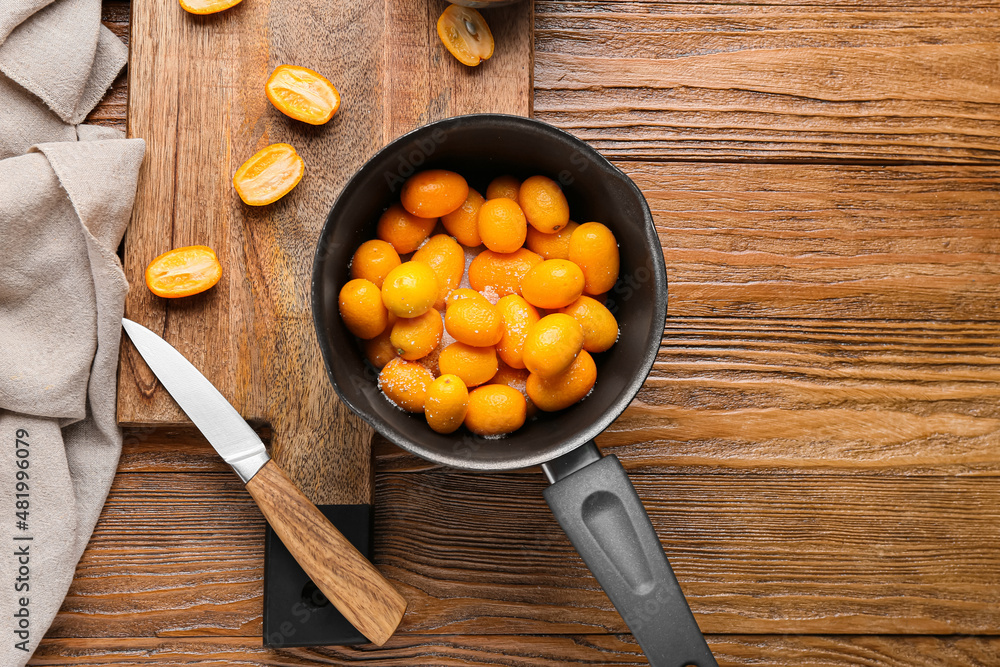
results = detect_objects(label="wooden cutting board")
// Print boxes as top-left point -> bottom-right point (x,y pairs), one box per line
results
119,0 -> 533,506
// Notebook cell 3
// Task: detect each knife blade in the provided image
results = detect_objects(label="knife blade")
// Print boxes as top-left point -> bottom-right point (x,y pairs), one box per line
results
121,318 -> 406,645
121,318 -> 271,482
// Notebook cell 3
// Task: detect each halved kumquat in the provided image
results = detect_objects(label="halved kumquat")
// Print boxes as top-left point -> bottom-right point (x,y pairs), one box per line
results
436,5 -> 495,67
266,65 -> 340,125
233,143 -> 304,206
145,245 -> 223,299
179,0 -> 242,14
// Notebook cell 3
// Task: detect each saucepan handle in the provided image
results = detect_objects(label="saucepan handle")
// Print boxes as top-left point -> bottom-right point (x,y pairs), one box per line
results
542,442 -> 717,667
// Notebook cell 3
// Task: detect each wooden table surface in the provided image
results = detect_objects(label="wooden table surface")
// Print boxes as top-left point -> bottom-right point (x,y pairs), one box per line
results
32,1 -> 1000,664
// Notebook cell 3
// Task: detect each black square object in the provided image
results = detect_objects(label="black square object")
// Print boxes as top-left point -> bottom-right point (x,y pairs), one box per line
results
263,503 -> 372,647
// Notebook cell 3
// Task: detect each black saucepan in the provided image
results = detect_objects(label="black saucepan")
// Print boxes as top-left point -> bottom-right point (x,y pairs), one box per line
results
312,114 -> 717,666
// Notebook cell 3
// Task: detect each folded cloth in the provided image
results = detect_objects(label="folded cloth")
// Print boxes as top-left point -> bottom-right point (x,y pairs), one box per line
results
0,1 -> 144,664
0,0 -> 127,158
0,134 -> 145,666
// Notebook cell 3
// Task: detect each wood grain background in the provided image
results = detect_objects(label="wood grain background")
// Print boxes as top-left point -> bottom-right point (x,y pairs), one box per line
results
51,0 -> 1000,664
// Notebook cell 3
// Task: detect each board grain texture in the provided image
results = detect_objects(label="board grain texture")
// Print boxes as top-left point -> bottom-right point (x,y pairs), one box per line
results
534,1 -> 1000,163
43,471 -> 1000,638
51,0 -> 1000,665
115,0 -> 532,505
29,635 -> 1000,666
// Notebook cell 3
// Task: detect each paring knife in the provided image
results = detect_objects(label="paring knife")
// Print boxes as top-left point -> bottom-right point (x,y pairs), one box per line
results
121,318 -> 406,645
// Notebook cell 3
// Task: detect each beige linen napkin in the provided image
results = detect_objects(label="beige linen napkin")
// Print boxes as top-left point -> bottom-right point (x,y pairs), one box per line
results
0,0 -> 127,159
0,136 -> 145,664
0,1 -> 144,664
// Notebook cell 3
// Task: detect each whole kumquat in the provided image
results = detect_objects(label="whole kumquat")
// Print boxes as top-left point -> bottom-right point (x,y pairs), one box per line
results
233,143 -> 304,206
519,175 -> 570,233
413,234 -> 465,310
465,385 -> 526,436
378,358 -> 434,413
145,245 -> 223,298
390,308 -> 443,361
520,259 -> 585,310
339,278 -> 389,340
525,221 -> 578,260
425,375 -> 470,434
526,350 -> 597,412
495,295 -> 540,369
490,361 -> 529,391
477,197 -> 527,253
446,287 -> 487,308
441,188 -> 485,247
438,342 -> 498,388
351,239 -> 401,289
468,248 -> 543,297
445,296 -> 504,347
436,4 -> 495,67
364,329 -> 398,369
180,0 -> 242,14
401,169 -> 469,218
569,222 -> 620,295
490,361 -> 536,417
486,175 -> 520,202
560,296 -> 619,353
522,313 -> 584,378
265,65 -> 340,125
377,203 -> 436,254
381,261 -> 439,318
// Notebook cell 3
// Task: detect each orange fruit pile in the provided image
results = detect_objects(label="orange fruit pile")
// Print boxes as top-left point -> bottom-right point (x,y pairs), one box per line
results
339,169 -> 621,437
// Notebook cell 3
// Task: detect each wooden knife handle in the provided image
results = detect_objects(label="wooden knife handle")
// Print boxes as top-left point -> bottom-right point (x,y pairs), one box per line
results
245,459 -> 406,645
